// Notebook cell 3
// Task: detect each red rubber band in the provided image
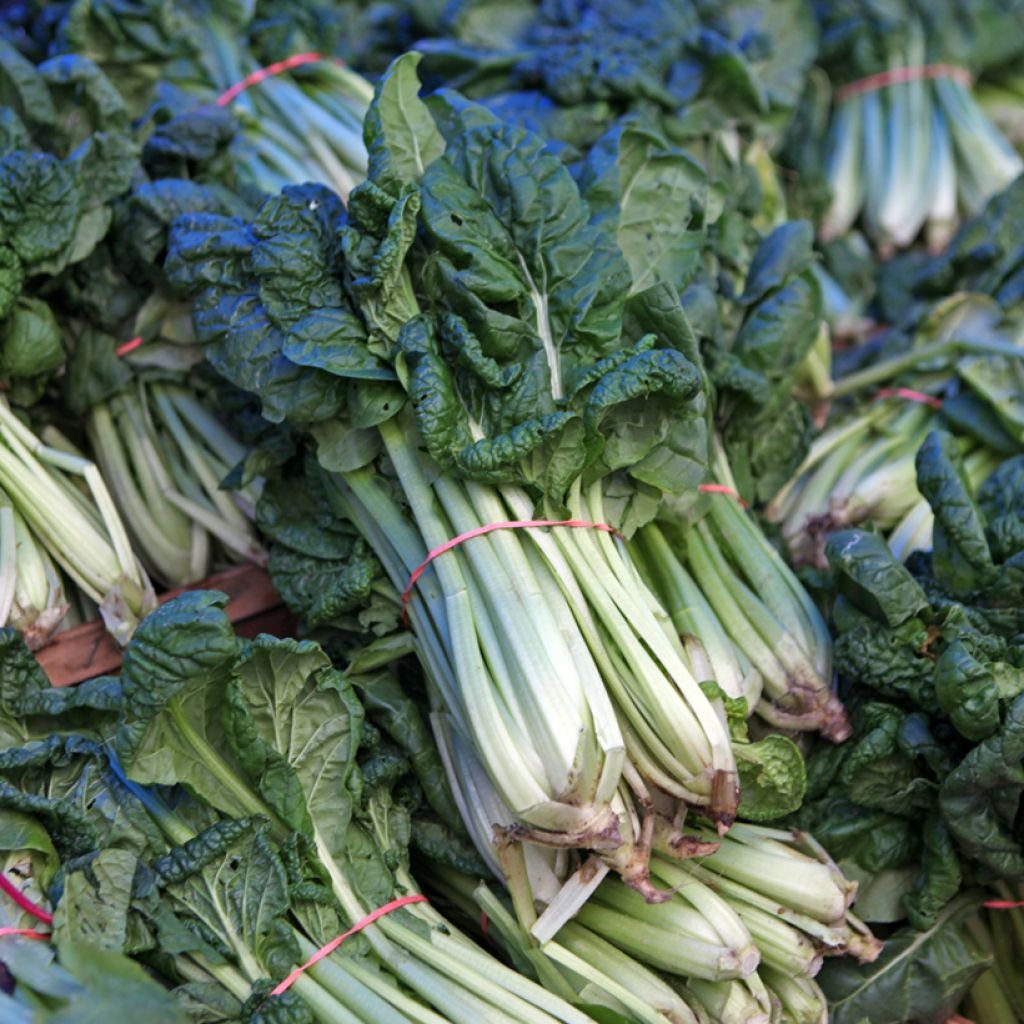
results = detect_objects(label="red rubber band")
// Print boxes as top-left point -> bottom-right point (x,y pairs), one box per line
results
0,873 -> 53,926
0,928 -> 50,940
116,336 -> 144,357
217,52 -> 326,106
836,64 -> 973,103
698,483 -> 749,509
983,899 -> 1024,909
400,519 -> 625,617
270,894 -> 428,997
875,387 -> 943,409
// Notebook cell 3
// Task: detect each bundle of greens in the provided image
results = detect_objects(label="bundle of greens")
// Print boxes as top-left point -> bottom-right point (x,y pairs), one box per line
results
0,396 -> 155,646
0,596 -> 605,1024
977,65 -> 1024,155
793,0 -> 1024,252
767,292 -> 1024,565
423,821 -> 878,1024
163,53 -> 760,894
56,0 -> 373,200
0,44 -> 274,636
793,435 -> 1024,942
66,335 -> 266,589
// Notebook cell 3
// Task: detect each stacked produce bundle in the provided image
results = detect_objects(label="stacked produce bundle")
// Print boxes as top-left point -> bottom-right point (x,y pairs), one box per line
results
767,292 -> 1023,564
53,0 -> 373,199
0,599 -> 611,1024
792,0 -> 1024,253
0,44 -> 270,649
3,1 -> 1024,1021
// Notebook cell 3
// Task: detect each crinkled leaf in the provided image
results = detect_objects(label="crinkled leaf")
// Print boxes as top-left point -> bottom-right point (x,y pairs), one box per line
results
114,592 -> 256,819
735,734 -> 806,821
903,816 -> 962,931
52,848 -> 137,952
978,454 -> 1024,563
916,430 -> 997,594
229,636 -> 366,890
934,639 -> 1000,741
418,116 -> 631,385
353,670 -> 461,831
0,244 -> 23,320
0,735 -> 164,861
155,817 -> 299,983
939,692 -> 1024,879
0,151 -> 81,267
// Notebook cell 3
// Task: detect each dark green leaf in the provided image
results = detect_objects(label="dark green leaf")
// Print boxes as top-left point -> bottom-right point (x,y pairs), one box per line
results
819,895 -> 990,1024
827,530 -> 930,627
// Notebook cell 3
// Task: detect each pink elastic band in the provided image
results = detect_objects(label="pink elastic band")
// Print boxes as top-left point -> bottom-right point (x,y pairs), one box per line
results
984,899 -> 1024,909
0,873 -> 53,925
875,387 -> 943,409
698,483 -> 749,509
217,52 -> 326,106
401,520 -> 624,616
116,336 -> 144,357
0,928 -> 49,940
270,894 -> 428,996
836,64 -> 973,102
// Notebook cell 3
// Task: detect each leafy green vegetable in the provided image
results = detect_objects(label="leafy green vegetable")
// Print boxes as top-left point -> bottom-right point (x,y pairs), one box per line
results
820,894 -> 991,1024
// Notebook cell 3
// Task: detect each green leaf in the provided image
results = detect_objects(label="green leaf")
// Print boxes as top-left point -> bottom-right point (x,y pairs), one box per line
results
838,861 -> 918,925
903,817 -> 963,930
579,124 -> 707,295
62,327 -> 134,415
53,848 -> 138,952
51,940 -> 189,1024
739,220 -> 815,306
959,349 -> 1024,445
114,592 -> 260,821
229,637 -> 366,887
0,808 -> 58,931
353,670 -> 462,832
916,431 -> 998,594
819,895 -> 990,1024
733,271 -> 822,383
735,734 -> 807,821
418,117 -> 631,388
0,39 -> 57,131
934,639 -> 1000,741
0,297 -> 64,380
978,454 -> 1024,563
155,817 -> 299,984
939,692 -> 1024,879
364,52 -> 446,197
343,184 -> 423,347
827,531 -> 930,627
0,243 -> 23,320
0,151 -> 82,268
0,735 -> 164,860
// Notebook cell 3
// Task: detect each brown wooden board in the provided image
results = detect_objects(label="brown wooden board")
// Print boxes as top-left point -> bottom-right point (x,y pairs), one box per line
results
37,564 -> 295,687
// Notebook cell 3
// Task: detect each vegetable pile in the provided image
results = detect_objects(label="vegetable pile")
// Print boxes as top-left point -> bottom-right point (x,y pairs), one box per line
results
1,1 -> 1024,1022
